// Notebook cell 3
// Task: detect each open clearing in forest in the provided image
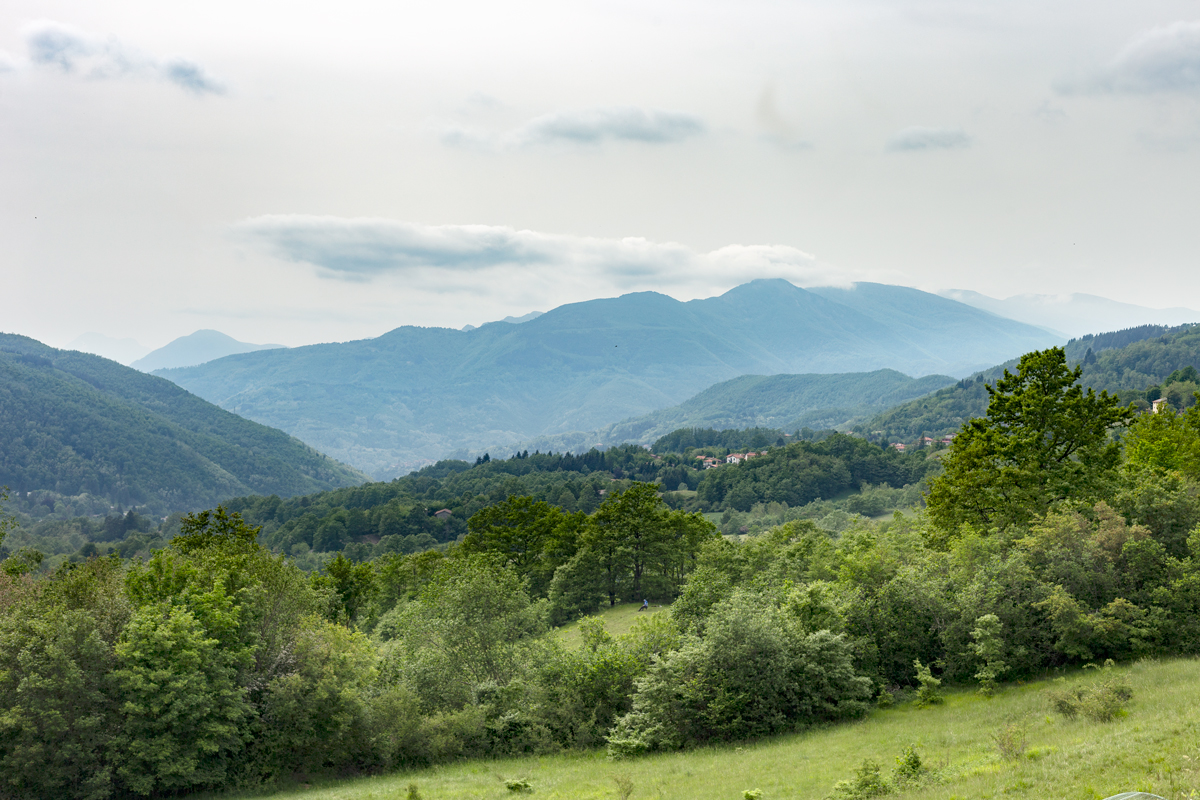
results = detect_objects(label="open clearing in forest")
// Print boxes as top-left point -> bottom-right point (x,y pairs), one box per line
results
222,657 -> 1200,800
552,602 -> 666,649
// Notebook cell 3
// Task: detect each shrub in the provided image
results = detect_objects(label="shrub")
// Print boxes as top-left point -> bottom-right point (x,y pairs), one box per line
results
607,592 -> 871,755
913,660 -> 943,707
1047,676 -> 1133,722
892,744 -> 926,783
830,759 -> 891,799
505,777 -> 533,793
971,614 -> 1008,696
1080,679 -> 1133,722
994,720 -> 1028,761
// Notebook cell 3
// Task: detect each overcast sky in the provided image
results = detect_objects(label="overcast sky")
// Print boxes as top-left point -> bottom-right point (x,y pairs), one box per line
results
3,0 -> 1200,350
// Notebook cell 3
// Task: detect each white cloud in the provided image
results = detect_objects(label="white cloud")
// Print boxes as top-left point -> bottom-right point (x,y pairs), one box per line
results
233,216 -> 881,296
0,50 -> 19,73
886,126 -> 971,151
1062,21 -> 1200,95
435,106 -> 706,151
20,20 -> 224,95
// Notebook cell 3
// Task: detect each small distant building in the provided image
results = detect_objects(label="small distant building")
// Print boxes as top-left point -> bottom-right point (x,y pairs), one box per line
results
941,434 -> 955,444
1152,398 -> 1170,414
890,442 -> 906,452
745,452 -> 759,459
701,457 -> 720,469
726,453 -> 744,464
434,509 -> 453,520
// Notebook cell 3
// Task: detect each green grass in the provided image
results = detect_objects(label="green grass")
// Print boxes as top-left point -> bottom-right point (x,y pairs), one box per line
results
222,658 -> 1200,800
552,602 -> 666,650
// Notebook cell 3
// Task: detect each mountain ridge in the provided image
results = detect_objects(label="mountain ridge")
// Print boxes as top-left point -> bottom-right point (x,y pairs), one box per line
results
157,280 -> 1059,477
0,333 -> 367,513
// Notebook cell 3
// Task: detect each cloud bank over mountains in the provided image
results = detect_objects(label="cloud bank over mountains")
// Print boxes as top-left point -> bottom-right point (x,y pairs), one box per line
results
10,20 -> 223,94
234,216 -> 880,297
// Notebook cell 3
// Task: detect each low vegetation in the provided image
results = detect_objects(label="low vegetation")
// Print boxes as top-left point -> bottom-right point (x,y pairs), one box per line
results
3,345 -> 1200,799
211,657 -> 1197,800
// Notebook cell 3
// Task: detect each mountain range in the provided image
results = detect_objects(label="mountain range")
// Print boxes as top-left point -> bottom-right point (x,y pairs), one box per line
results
463,369 -> 958,458
0,334 -> 367,514
940,290 -> 1200,338
157,280 -> 1057,477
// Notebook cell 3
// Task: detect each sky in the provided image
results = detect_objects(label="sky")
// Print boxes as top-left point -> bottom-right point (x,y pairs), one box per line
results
3,0 -> 1200,351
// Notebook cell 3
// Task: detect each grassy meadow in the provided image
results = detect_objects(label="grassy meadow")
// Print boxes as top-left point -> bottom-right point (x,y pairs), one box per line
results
220,657 -> 1200,800
552,602 -> 667,649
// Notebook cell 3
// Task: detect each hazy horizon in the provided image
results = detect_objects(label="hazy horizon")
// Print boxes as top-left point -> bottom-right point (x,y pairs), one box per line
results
5,1 -> 1200,350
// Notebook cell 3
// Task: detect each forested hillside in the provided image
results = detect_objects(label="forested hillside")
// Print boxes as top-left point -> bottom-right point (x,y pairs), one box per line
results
4,345 -> 1200,799
503,369 -> 956,455
0,334 -> 367,515
859,323 -> 1200,442
158,280 -> 1054,477
224,434 -> 933,561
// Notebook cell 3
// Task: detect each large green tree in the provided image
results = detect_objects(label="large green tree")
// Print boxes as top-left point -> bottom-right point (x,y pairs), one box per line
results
926,347 -> 1135,532
463,496 -> 567,594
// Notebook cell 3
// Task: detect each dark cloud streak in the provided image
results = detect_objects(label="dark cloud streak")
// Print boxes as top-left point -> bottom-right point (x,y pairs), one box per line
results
886,126 -> 971,151
437,106 -> 706,150
18,20 -> 225,95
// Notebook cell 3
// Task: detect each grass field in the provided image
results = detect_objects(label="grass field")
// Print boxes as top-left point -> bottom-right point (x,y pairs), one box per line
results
222,658 -> 1200,800
552,602 -> 666,650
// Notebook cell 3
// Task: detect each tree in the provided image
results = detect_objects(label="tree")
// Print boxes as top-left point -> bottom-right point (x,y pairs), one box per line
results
319,552 -> 377,623
926,348 -> 1135,532
112,602 -> 251,794
584,484 -> 669,605
463,496 -> 565,594
1121,401 -> 1200,478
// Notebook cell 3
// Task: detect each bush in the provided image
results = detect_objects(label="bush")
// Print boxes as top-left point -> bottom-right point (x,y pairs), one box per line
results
830,759 -> 891,799
1047,676 -> 1133,723
608,592 -> 871,755
913,660 -> 943,707
892,744 -> 926,782
994,720 -> 1028,761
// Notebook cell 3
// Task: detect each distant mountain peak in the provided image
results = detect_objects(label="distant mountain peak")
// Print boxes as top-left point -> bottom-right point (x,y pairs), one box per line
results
131,330 -> 286,372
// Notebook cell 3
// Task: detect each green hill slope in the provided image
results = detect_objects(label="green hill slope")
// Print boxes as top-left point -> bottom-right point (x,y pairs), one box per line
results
223,658 -> 1196,800
602,369 -> 956,444
158,280 -> 1056,477
470,369 -> 955,458
0,334 -> 367,513
858,323 -> 1200,441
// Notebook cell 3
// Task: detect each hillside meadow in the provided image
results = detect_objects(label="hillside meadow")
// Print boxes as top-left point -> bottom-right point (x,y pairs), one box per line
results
217,657 -> 1200,800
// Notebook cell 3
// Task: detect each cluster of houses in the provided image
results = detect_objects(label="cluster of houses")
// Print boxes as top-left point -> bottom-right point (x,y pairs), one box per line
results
695,452 -> 762,469
890,434 -> 955,452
